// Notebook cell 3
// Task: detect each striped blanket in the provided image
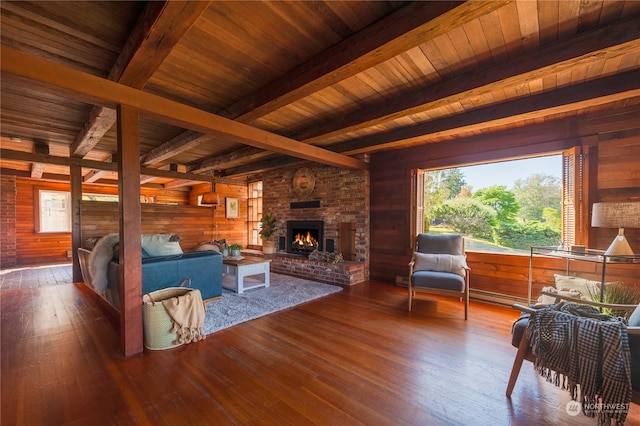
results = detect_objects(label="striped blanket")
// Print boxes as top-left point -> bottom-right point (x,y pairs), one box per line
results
526,302 -> 631,426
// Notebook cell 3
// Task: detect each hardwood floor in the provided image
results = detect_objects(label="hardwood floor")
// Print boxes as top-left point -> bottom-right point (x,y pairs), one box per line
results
2,265 -> 640,425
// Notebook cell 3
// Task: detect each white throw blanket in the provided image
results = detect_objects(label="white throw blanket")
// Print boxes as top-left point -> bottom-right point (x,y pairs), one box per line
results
86,233 -> 119,293
527,302 -> 631,426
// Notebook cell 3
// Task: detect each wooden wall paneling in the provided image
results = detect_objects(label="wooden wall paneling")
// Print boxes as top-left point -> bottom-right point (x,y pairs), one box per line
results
80,201 -> 217,251
369,108 -> 640,303
15,179 -> 72,265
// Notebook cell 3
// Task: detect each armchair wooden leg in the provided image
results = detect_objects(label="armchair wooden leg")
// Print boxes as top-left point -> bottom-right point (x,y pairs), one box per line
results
464,290 -> 469,320
506,332 -> 532,397
408,288 -> 413,311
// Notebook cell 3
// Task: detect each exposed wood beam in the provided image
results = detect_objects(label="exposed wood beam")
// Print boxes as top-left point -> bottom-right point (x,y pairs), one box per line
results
189,146 -> 269,174
153,1 -> 507,168
168,0 -> 507,174
1,47 -> 369,171
30,163 -> 45,179
225,72 -> 640,176
30,140 -> 48,178
140,131 -> 210,166
295,16 -> 640,144
70,1 -> 210,157
337,70 -> 640,155
1,148 -> 213,183
84,154 -> 113,183
218,0 -> 509,122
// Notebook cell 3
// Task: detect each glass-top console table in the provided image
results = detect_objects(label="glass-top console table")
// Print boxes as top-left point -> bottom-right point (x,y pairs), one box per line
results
528,246 -> 640,305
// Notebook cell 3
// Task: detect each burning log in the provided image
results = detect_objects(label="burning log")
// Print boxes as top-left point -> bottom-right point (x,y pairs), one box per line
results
308,249 -> 344,264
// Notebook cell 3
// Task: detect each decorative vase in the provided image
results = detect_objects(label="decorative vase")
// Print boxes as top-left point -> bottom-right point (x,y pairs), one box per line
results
262,240 -> 276,254
231,249 -> 241,257
222,248 -> 229,257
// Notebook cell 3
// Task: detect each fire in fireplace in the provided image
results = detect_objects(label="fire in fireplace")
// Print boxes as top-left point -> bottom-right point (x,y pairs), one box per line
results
287,220 -> 323,256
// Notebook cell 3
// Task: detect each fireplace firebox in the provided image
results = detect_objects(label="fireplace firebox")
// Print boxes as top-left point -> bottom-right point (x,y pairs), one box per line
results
287,220 -> 323,256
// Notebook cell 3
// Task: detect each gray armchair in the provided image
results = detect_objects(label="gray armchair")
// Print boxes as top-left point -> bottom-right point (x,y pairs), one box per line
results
408,233 -> 470,319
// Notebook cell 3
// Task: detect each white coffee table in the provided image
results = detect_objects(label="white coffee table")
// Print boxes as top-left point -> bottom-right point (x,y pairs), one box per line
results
222,257 -> 271,294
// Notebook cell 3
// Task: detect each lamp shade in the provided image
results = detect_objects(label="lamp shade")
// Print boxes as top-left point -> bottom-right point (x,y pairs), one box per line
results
591,202 -> 640,256
591,202 -> 640,228
201,191 -> 220,205
200,181 -> 220,205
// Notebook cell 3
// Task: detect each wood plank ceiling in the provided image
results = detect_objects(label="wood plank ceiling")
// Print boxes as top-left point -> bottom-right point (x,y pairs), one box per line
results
1,0 -> 640,188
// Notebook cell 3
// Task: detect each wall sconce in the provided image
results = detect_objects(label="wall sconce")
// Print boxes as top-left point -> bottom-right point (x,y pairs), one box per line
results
591,202 -> 640,256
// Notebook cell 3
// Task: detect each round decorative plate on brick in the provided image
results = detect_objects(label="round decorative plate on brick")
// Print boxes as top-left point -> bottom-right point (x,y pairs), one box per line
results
293,167 -> 315,196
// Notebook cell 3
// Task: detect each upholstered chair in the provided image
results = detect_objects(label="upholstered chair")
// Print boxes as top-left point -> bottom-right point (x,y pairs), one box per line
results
408,233 -> 470,319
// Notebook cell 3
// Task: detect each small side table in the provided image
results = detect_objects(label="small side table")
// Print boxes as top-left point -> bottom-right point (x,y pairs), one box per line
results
222,257 -> 271,294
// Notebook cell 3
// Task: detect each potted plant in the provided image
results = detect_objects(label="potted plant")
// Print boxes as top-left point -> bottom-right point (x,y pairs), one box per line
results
228,243 -> 243,257
259,212 -> 278,254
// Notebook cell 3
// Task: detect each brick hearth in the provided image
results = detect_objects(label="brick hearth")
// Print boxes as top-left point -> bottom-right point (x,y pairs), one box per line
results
245,250 -> 364,286
269,254 -> 365,286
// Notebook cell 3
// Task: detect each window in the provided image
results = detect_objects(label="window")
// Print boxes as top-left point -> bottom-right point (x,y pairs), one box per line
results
37,190 -> 71,233
247,181 -> 263,246
82,193 -> 118,202
412,152 -> 579,254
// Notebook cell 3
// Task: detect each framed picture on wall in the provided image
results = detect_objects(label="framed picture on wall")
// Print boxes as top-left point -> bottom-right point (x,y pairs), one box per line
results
226,197 -> 239,218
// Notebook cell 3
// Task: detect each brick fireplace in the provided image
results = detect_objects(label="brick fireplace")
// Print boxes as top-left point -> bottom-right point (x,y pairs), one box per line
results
262,164 -> 370,284
287,220 -> 323,255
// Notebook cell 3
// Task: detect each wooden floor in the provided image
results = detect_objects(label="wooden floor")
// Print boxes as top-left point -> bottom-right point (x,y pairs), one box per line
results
3,265 -> 640,425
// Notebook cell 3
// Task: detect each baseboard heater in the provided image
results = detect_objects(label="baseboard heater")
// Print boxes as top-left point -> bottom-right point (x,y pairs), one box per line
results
395,276 -> 528,307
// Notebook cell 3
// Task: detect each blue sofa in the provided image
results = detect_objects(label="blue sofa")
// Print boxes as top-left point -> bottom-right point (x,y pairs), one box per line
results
107,251 -> 223,310
78,235 -> 223,311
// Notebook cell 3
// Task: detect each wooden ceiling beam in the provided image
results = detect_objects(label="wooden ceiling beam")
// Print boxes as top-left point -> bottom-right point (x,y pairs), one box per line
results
189,146 -> 270,174
1,47 -> 368,171
140,131 -> 210,166
336,70 -> 640,155
0,148 -> 215,183
224,72 -> 640,176
84,154 -> 114,183
30,140 -> 49,178
70,1 -> 210,157
218,0 -> 509,122
296,16 -> 640,144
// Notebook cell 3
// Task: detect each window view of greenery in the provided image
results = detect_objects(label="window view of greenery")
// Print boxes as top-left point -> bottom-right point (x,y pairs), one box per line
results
424,156 -> 562,254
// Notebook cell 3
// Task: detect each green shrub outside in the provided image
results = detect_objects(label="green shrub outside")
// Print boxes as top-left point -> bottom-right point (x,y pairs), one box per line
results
492,221 -> 560,250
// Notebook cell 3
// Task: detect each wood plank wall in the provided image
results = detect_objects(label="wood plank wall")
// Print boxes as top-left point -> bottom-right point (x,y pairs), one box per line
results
369,105 -> 640,299
81,182 -> 249,250
11,178 -> 248,266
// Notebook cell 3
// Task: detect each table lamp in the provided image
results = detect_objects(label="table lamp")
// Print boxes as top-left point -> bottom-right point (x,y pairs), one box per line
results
591,202 -> 640,256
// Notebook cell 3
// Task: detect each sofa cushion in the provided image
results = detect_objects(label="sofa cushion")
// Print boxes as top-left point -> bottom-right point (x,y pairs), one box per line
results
411,270 -> 465,291
554,274 -> 609,299
141,234 -> 183,257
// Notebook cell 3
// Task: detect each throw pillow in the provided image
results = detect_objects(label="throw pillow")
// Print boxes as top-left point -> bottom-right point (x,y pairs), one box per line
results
141,234 -> 183,257
112,243 -> 151,260
413,252 -> 468,277
627,304 -> 640,327
194,242 -> 221,253
535,286 -> 586,306
554,274 -> 608,299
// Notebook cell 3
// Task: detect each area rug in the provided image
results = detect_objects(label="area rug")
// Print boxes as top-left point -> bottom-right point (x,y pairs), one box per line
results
202,273 -> 342,335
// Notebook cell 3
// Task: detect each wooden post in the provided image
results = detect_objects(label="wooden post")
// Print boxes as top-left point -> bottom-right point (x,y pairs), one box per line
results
69,164 -> 83,282
117,104 -> 143,356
